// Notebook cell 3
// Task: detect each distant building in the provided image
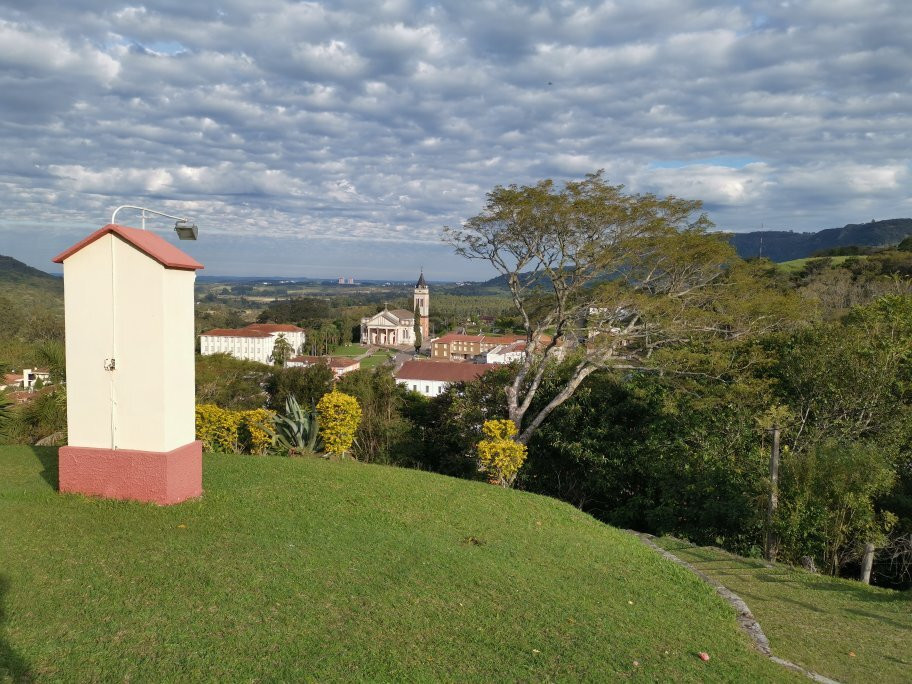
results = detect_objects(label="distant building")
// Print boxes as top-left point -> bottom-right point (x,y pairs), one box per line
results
200,323 -> 306,364
431,333 -> 526,361
394,360 -> 496,397
287,355 -> 360,378
1,368 -> 51,391
484,340 -> 527,364
360,271 -> 429,347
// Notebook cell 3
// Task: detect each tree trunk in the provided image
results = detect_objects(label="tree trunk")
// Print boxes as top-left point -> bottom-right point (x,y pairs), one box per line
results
860,542 -> 875,584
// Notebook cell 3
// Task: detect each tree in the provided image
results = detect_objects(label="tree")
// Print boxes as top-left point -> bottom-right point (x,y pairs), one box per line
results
319,322 -> 340,354
413,304 -> 423,353
271,334 -> 294,366
195,354 -> 270,410
476,419 -> 527,487
337,368 -> 422,465
446,171 -> 801,444
265,364 -> 334,412
316,390 -> 362,458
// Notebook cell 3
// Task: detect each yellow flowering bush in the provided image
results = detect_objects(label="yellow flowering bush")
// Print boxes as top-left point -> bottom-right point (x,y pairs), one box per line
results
476,419 -> 527,488
196,404 -> 276,455
238,408 -> 275,455
316,390 -> 362,458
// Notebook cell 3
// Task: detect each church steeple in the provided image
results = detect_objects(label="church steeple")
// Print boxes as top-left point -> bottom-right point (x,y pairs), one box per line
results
413,269 -> 430,340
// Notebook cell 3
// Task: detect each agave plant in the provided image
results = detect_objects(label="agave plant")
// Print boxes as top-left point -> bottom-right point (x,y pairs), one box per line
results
269,395 -> 322,456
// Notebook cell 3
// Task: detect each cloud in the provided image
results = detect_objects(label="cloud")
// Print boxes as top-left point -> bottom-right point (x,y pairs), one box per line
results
1,0 -> 910,277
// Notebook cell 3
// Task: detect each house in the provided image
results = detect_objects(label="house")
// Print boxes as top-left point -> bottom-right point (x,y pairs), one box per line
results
484,341 -> 527,364
200,323 -> 306,364
1,368 -> 51,391
394,360 -> 496,397
287,355 -> 360,378
360,272 -> 429,347
430,333 -> 526,361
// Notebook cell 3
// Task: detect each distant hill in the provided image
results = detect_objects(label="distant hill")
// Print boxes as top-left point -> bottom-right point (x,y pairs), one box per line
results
0,254 -> 63,307
727,218 -> 912,262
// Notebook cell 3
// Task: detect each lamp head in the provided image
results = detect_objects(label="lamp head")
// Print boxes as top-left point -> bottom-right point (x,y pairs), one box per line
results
174,220 -> 198,241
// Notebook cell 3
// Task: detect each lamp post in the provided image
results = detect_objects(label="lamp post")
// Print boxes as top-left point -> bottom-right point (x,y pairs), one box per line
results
111,205 -> 198,240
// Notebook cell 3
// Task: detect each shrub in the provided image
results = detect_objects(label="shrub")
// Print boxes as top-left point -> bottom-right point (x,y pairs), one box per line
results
270,396 -> 322,456
476,419 -> 527,488
316,390 -> 361,458
239,408 -> 275,455
195,404 -> 276,455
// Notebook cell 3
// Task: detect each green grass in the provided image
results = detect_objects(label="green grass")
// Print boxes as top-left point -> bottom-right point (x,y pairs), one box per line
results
776,255 -> 862,273
0,447 -> 794,682
359,349 -> 396,369
655,538 -> 911,683
331,343 -> 367,357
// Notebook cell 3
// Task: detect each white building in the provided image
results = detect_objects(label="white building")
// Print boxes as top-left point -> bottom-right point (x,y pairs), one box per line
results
484,341 -> 527,364
200,323 -> 306,364
287,355 -> 360,378
1,368 -> 51,391
394,360 -> 495,397
360,272 -> 430,347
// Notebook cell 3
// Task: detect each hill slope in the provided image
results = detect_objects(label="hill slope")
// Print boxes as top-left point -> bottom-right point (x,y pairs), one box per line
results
0,448 -> 792,682
728,218 -> 912,262
0,254 -> 63,308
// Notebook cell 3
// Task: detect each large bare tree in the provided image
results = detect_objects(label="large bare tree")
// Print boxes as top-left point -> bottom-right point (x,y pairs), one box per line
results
446,172 -> 798,444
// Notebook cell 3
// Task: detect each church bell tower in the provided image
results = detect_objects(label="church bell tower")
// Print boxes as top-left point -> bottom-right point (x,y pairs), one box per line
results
413,270 -> 430,340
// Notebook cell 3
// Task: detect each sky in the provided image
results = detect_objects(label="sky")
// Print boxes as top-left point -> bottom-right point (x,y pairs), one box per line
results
1,0 -> 910,280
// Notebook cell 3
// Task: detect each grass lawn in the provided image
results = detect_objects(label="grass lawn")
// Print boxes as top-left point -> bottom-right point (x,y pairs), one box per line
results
331,344 -> 366,357
0,447 -> 795,682
359,349 -> 396,369
655,538 -> 911,683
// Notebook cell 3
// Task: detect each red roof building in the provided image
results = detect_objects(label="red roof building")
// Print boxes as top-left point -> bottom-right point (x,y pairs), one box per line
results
53,224 -> 204,271
394,360 -> 496,397
200,324 -> 306,364
287,355 -> 360,378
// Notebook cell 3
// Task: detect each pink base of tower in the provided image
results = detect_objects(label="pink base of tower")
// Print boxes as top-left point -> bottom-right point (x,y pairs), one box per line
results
59,441 -> 202,505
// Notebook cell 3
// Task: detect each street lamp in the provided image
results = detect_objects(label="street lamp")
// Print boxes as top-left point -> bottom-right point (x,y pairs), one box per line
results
111,205 -> 199,241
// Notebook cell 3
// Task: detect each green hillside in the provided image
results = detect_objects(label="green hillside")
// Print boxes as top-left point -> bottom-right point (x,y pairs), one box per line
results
776,255 -> 861,273
0,447 -> 793,682
0,254 -> 62,309
728,218 -> 912,262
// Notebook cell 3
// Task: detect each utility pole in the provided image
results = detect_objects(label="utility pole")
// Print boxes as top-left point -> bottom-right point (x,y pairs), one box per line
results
764,425 -> 780,562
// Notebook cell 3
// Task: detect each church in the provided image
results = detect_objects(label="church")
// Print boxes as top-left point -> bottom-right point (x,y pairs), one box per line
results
360,272 -> 430,347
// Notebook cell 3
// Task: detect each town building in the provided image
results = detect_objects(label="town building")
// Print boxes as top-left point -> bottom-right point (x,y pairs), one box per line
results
360,272 -> 430,347
484,340 -> 528,364
430,333 -> 526,361
287,355 -> 360,378
394,360 -> 495,397
200,323 -> 306,364
1,368 -> 51,391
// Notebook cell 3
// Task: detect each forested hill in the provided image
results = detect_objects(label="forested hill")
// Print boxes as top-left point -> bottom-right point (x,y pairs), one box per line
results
0,253 -> 63,306
728,218 -> 912,262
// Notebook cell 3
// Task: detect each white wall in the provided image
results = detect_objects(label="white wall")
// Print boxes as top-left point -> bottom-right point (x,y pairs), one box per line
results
395,377 -> 448,397
64,233 -> 196,452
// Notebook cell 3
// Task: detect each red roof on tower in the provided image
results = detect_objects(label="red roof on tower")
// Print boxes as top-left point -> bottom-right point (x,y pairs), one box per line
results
52,224 -> 204,271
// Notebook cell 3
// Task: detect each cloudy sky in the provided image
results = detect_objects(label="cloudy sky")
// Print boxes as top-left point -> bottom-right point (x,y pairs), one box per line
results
1,0 -> 910,279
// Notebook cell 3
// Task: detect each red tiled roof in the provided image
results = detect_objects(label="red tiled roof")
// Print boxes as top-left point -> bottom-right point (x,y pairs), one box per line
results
394,360 -> 496,383
52,224 -> 204,271
2,373 -> 22,386
244,323 -> 304,333
483,335 -> 526,345
201,328 -> 273,338
433,334 -> 484,344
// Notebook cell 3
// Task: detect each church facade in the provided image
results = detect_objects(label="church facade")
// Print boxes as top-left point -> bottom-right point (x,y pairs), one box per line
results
360,272 -> 430,347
